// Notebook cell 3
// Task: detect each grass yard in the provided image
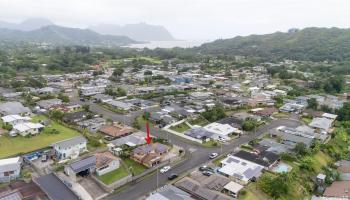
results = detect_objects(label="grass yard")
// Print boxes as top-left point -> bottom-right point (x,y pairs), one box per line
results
238,183 -> 269,200
98,165 -> 129,185
202,140 -> 218,147
123,158 -> 147,175
272,112 -> 290,118
301,117 -> 312,124
188,117 -> 209,127
313,151 -> 332,171
0,115 -> 80,158
169,122 -> 191,133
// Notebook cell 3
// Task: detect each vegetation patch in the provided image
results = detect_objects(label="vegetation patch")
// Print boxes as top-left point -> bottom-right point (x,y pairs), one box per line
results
98,165 -> 129,185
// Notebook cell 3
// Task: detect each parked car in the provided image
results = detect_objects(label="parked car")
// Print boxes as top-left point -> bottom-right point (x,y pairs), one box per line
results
160,166 -> 171,173
199,165 -> 208,171
202,171 -> 213,176
168,173 -> 178,180
209,153 -> 218,159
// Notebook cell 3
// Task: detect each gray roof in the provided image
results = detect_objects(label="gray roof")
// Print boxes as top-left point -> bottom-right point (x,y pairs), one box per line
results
185,127 -> 214,140
53,136 -> 87,149
147,185 -> 193,200
0,102 -> 30,115
36,173 -> 79,200
110,132 -> 146,147
68,156 -> 96,173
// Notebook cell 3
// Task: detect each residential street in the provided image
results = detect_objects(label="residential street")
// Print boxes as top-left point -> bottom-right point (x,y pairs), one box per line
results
104,118 -> 301,200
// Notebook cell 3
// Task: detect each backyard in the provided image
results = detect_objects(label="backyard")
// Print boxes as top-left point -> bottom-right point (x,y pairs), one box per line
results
169,122 -> 191,133
0,115 -> 80,158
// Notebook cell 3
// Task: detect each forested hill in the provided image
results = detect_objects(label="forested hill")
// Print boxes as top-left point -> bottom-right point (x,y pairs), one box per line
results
197,27 -> 350,61
0,25 -> 136,46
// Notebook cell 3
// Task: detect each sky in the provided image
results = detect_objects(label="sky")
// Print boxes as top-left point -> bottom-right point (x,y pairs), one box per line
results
0,0 -> 350,40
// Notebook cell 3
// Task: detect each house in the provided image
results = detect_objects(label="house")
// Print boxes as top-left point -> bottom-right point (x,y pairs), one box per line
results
52,136 -> 87,161
204,122 -> 242,138
147,184 -> 194,200
51,103 -> 82,113
270,127 -> 314,147
36,99 -> 63,110
62,111 -> 88,124
255,107 -> 278,117
77,117 -> 106,133
35,173 -> 79,200
175,177 -> 231,200
323,181 -> 350,199
131,143 -> 169,167
1,115 -> 31,126
0,180 -> 46,200
95,152 -> 120,176
105,100 -> 134,111
234,150 -> 280,169
99,123 -> 134,138
0,157 -> 21,183
93,94 -> 113,103
279,102 -> 305,113
189,92 -> 213,100
10,122 -> 44,137
110,131 -> 147,147
336,160 -> 350,181
0,102 -> 31,116
80,84 -> 106,96
184,127 -> 215,140
309,117 -> 334,133
218,155 -> 264,185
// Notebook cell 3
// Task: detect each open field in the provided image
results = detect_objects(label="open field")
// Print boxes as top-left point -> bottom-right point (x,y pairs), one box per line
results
0,115 -> 80,158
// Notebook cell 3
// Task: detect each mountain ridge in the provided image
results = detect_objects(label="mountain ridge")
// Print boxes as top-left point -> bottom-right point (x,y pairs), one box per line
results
196,27 -> 350,61
0,25 -> 136,46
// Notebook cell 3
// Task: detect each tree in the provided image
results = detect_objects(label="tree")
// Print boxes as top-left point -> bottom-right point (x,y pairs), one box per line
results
144,70 -> 152,76
293,142 -> 309,156
82,105 -> 90,112
113,68 -> 124,77
258,173 -> 290,198
336,102 -> 350,121
201,106 -> 226,122
307,98 -> 318,110
242,119 -> 258,131
58,93 -> 70,103
49,110 -> 64,121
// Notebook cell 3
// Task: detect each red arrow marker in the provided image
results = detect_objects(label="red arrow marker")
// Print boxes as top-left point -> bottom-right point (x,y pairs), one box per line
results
145,121 -> 151,144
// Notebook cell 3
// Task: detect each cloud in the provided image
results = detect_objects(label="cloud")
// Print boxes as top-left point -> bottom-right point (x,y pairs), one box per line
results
0,0 -> 349,39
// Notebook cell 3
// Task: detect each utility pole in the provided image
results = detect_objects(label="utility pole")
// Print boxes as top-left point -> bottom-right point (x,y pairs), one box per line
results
156,165 -> 159,190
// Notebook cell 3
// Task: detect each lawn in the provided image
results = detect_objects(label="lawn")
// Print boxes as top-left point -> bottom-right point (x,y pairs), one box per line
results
238,183 -> 269,200
202,140 -> 219,147
301,117 -> 312,124
188,117 -> 209,126
98,165 -> 129,185
0,115 -> 80,158
123,158 -> 147,175
169,122 -> 191,133
313,151 -> 332,171
272,112 -> 290,118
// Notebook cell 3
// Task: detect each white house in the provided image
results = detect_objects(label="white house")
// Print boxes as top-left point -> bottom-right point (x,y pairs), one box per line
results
10,122 -> 44,137
95,152 -> 120,176
80,84 -> 106,96
219,155 -> 264,185
1,115 -> 31,126
52,136 -> 87,161
0,157 -> 21,183
204,122 -> 241,138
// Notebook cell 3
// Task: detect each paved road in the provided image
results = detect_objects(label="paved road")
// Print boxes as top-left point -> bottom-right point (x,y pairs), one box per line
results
104,118 -> 301,200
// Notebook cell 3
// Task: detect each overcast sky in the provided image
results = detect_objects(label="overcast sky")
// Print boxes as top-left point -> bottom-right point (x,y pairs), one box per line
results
1,0 -> 350,39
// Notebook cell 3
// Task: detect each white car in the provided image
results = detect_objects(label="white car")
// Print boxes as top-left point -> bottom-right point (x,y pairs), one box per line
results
209,153 -> 218,159
160,165 -> 171,173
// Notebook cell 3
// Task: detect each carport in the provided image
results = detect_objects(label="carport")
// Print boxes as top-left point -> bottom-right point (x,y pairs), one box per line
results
64,156 -> 96,181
